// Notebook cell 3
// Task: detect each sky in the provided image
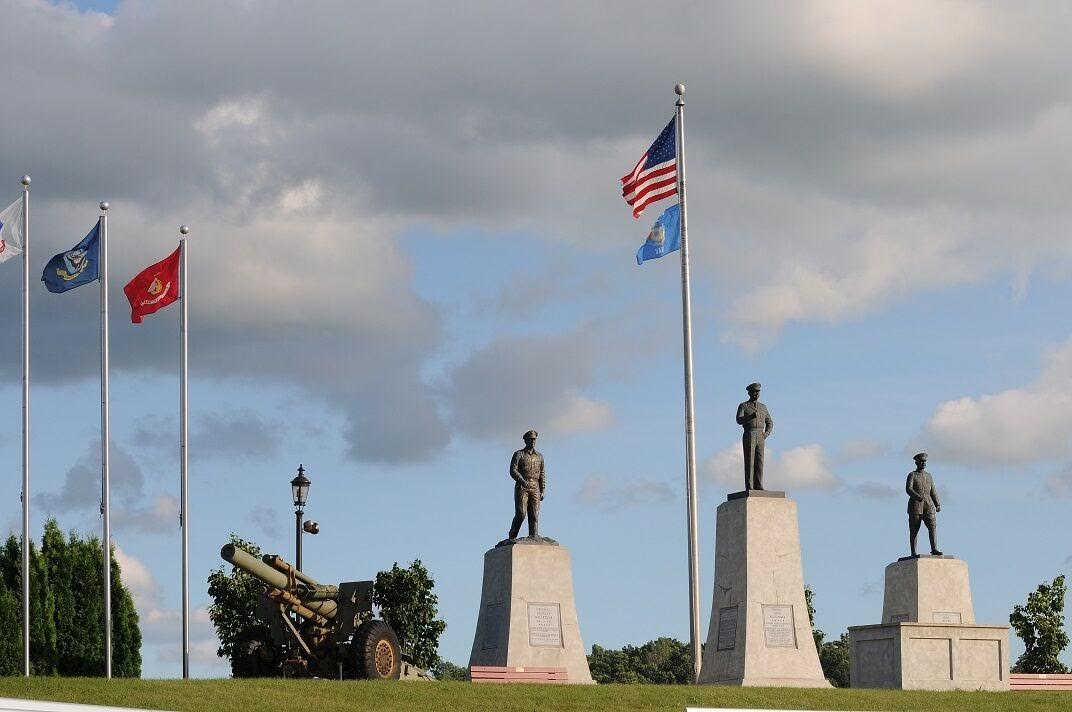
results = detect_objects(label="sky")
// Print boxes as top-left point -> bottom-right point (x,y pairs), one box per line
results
1,0 -> 1071,678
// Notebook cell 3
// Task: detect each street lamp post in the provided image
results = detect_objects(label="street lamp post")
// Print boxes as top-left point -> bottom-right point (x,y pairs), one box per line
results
291,464 -> 310,571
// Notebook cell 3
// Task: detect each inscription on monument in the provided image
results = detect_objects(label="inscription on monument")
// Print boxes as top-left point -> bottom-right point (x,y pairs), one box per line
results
932,611 -> 962,624
889,613 -> 910,624
481,602 -> 505,650
527,603 -> 563,647
716,606 -> 739,651
762,604 -> 797,648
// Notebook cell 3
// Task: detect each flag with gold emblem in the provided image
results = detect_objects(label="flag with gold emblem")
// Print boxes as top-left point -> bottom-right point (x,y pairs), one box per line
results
123,247 -> 180,323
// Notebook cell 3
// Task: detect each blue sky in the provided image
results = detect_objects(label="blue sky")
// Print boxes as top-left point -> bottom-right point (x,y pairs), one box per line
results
1,0 -> 1071,678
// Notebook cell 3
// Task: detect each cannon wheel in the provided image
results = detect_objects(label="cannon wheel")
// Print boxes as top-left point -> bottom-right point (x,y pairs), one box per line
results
351,619 -> 401,680
231,628 -> 280,678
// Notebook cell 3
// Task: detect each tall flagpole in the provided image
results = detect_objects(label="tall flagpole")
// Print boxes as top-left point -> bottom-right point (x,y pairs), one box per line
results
179,225 -> 190,680
99,201 -> 112,679
674,83 -> 702,684
21,174 -> 31,677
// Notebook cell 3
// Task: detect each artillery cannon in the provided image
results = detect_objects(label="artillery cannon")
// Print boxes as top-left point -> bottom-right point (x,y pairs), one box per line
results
221,543 -> 401,680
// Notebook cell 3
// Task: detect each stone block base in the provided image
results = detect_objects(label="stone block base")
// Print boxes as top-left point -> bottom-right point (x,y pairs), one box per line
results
468,542 -> 593,684
849,622 -> 1009,691
698,494 -> 830,687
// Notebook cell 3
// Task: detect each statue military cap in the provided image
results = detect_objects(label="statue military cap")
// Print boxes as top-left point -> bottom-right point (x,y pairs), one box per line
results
746,382 -> 761,391
913,452 -> 928,462
524,430 -> 538,440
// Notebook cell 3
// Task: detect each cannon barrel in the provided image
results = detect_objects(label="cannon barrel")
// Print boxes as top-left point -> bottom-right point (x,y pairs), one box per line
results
221,544 -> 339,620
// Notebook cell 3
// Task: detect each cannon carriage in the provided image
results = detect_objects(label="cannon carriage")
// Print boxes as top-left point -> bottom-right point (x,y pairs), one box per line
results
221,543 -> 402,680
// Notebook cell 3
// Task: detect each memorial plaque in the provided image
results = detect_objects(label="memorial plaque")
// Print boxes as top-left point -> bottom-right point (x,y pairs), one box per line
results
481,602 -> 504,650
889,613 -> 910,624
527,603 -> 563,647
932,611 -> 962,624
716,606 -> 739,651
762,604 -> 797,648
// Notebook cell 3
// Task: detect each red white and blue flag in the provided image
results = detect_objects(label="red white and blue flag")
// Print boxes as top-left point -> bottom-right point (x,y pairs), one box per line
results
621,117 -> 677,218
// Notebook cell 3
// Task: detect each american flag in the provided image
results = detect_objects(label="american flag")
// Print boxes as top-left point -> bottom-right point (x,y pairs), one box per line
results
621,117 -> 677,219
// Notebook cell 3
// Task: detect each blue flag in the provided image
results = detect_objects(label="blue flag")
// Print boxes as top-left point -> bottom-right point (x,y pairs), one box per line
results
41,222 -> 100,293
636,203 -> 680,265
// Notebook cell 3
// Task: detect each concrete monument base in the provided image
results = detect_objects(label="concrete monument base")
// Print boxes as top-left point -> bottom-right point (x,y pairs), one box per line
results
850,555 -> 1009,691
698,492 -> 830,687
849,622 -> 1009,691
468,540 -> 593,684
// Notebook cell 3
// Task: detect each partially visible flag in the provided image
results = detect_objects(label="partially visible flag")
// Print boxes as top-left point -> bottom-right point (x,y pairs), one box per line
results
41,222 -> 100,293
621,117 -> 677,219
124,248 -> 180,323
636,203 -> 681,265
0,198 -> 25,264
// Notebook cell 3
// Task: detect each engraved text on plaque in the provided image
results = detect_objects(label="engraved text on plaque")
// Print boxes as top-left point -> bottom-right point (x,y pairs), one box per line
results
762,604 -> 797,648
932,611 -> 962,624
528,603 -> 563,647
481,602 -> 505,650
716,606 -> 739,651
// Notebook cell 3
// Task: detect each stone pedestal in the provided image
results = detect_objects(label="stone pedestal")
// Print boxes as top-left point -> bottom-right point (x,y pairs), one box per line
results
468,541 -> 593,684
882,556 -> 974,625
698,492 -> 830,687
849,556 -> 1009,691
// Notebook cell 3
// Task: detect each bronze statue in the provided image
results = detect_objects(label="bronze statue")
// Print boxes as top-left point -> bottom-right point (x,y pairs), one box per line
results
906,453 -> 942,556
736,383 -> 773,490
508,430 -> 546,540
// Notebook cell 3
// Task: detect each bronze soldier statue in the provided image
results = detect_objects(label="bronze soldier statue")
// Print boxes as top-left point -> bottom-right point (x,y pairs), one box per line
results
906,453 -> 942,556
736,383 -> 773,490
508,430 -> 546,540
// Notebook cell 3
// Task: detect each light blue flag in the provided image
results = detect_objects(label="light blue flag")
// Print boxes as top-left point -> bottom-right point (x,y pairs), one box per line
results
636,203 -> 680,265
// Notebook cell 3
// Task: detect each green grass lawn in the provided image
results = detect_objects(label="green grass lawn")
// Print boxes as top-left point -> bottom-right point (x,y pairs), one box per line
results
0,678 -> 1065,711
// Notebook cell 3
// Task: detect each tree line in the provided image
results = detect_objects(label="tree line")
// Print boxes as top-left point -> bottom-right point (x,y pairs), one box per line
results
0,519 -> 141,677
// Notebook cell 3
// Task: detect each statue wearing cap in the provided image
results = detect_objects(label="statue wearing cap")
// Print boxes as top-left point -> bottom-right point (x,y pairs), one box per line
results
906,453 -> 942,556
736,383 -> 773,490
507,430 -> 547,540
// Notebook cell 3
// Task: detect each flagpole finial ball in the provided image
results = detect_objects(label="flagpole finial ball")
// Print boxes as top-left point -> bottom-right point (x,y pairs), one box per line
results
99,201 -> 109,211
179,225 -> 190,235
20,175 -> 30,187
675,83 -> 685,96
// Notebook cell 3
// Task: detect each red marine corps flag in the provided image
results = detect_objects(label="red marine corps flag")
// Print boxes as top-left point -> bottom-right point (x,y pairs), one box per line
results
124,248 -> 180,323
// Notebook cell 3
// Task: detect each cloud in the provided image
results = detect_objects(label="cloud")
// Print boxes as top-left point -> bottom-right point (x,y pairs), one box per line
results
574,474 -> 674,513
1046,466 -> 1072,498
38,443 -> 179,534
793,1 -> 1004,97
921,339 -> 1072,467
847,482 -> 900,501
114,547 -> 157,606
2,0 -> 1072,455
441,325 -> 617,442
250,505 -> 282,538
837,439 -> 885,462
703,443 -> 838,490
134,410 -> 282,462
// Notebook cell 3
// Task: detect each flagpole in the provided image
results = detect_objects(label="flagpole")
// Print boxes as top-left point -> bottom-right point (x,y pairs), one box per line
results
20,174 -> 31,678
179,225 -> 190,680
99,201 -> 112,679
674,83 -> 702,684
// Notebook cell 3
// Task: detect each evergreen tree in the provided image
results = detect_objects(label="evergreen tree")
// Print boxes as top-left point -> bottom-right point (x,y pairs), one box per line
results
0,577 -> 21,675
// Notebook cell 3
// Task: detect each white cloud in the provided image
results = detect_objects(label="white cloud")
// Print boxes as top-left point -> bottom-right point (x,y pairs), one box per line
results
702,442 -> 838,490
794,0 -> 1004,97
575,474 -> 674,513
547,396 -> 614,435
114,547 -> 157,606
921,338 -> 1072,467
